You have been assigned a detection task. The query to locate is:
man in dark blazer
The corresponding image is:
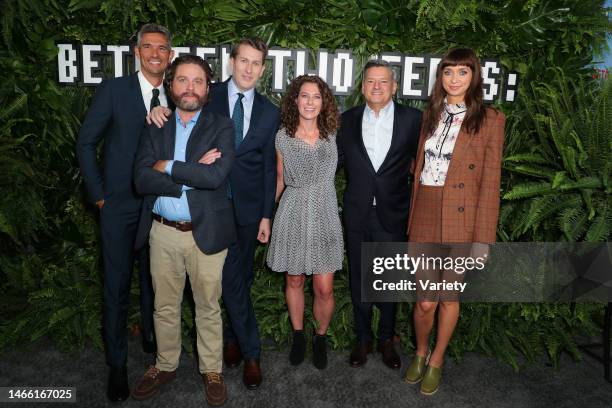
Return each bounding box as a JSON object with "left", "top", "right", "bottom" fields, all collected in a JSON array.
[
  {"left": 207, "top": 38, "right": 279, "bottom": 389},
  {"left": 75, "top": 23, "right": 174, "bottom": 402},
  {"left": 337, "top": 60, "right": 422, "bottom": 370},
  {"left": 132, "top": 55, "right": 236, "bottom": 406}
]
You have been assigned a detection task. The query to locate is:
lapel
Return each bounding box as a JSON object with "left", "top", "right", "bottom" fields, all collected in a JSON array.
[
  {"left": 237, "top": 91, "right": 263, "bottom": 154},
  {"left": 355, "top": 105, "right": 376, "bottom": 174},
  {"left": 445, "top": 127, "right": 473, "bottom": 179},
  {"left": 130, "top": 73, "right": 147, "bottom": 120},
  {"left": 162, "top": 112, "right": 177, "bottom": 160},
  {"left": 376, "top": 101, "right": 400, "bottom": 174},
  {"left": 186, "top": 111, "right": 213, "bottom": 162}
]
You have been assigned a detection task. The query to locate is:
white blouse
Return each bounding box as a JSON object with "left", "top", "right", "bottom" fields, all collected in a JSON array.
[{"left": 420, "top": 102, "right": 467, "bottom": 186}]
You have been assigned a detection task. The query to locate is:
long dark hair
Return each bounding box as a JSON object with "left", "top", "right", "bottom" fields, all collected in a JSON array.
[
  {"left": 280, "top": 75, "right": 340, "bottom": 139},
  {"left": 422, "top": 47, "right": 486, "bottom": 136}
]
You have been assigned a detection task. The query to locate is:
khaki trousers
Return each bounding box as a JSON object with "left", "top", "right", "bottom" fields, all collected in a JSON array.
[{"left": 149, "top": 220, "right": 227, "bottom": 373}]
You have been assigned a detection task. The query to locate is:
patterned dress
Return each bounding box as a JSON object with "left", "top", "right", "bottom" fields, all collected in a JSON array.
[{"left": 266, "top": 128, "right": 344, "bottom": 275}]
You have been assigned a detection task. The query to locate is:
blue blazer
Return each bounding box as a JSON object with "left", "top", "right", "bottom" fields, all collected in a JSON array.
[
  {"left": 133, "top": 111, "right": 237, "bottom": 254},
  {"left": 205, "top": 79, "right": 279, "bottom": 226},
  {"left": 76, "top": 73, "right": 148, "bottom": 214}
]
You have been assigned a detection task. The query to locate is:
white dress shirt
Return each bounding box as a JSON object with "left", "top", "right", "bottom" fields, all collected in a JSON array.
[
  {"left": 362, "top": 100, "right": 394, "bottom": 172},
  {"left": 137, "top": 71, "right": 168, "bottom": 113},
  {"left": 228, "top": 78, "right": 255, "bottom": 138},
  {"left": 362, "top": 100, "right": 394, "bottom": 205}
]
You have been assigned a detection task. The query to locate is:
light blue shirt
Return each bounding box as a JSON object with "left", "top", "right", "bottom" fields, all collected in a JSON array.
[
  {"left": 152, "top": 110, "right": 201, "bottom": 222},
  {"left": 228, "top": 78, "right": 255, "bottom": 138}
]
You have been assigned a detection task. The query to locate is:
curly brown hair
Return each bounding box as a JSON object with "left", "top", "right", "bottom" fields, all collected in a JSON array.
[{"left": 280, "top": 75, "right": 340, "bottom": 139}]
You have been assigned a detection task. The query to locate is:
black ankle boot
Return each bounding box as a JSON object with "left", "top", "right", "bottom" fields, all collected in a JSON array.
[
  {"left": 289, "top": 330, "right": 306, "bottom": 365},
  {"left": 312, "top": 333, "right": 328, "bottom": 369}
]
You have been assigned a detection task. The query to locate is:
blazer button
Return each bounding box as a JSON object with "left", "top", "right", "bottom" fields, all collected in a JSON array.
[
  {"left": 458, "top": 183, "right": 464, "bottom": 188},
  {"left": 469, "top": 164, "right": 475, "bottom": 170},
  {"left": 458, "top": 207, "right": 464, "bottom": 213}
]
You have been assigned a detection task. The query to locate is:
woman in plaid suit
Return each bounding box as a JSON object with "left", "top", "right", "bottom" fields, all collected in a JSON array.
[{"left": 404, "top": 48, "right": 505, "bottom": 395}]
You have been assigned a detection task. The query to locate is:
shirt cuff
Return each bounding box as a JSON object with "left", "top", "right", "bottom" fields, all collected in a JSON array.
[{"left": 164, "top": 160, "right": 174, "bottom": 175}]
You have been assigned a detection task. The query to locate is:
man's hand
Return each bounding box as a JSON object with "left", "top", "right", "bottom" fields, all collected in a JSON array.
[
  {"left": 153, "top": 160, "right": 169, "bottom": 173},
  {"left": 96, "top": 199, "right": 105, "bottom": 209},
  {"left": 198, "top": 148, "right": 222, "bottom": 165},
  {"left": 146, "top": 106, "right": 172, "bottom": 128},
  {"left": 257, "top": 218, "right": 271, "bottom": 243}
]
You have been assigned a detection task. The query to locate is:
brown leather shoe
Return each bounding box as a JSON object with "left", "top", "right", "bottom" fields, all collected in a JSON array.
[
  {"left": 242, "top": 359, "right": 262, "bottom": 389},
  {"left": 349, "top": 342, "right": 373, "bottom": 367},
  {"left": 377, "top": 339, "right": 401, "bottom": 369},
  {"left": 203, "top": 372, "right": 227, "bottom": 406},
  {"left": 131, "top": 365, "right": 176, "bottom": 401},
  {"left": 223, "top": 341, "right": 242, "bottom": 368}
]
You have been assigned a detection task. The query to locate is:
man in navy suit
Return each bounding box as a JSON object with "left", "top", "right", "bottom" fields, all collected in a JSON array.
[
  {"left": 132, "top": 55, "right": 236, "bottom": 406},
  {"left": 149, "top": 37, "right": 278, "bottom": 389},
  {"left": 337, "top": 60, "right": 422, "bottom": 370},
  {"left": 76, "top": 23, "right": 174, "bottom": 402}
]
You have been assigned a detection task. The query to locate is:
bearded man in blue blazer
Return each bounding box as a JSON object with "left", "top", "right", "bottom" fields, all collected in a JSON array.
[
  {"left": 76, "top": 23, "right": 174, "bottom": 402},
  {"left": 149, "top": 37, "right": 279, "bottom": 389}
]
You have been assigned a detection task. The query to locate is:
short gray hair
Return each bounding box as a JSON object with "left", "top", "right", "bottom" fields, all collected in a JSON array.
[
  {"left": 363, "top": 59, "right": 397, "bottom": 81},
  {"left": 136, "top": 23, "right": 172, "bottom": 47}
]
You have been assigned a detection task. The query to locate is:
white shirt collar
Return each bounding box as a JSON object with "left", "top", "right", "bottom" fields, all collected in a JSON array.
[
  {"left": 228, "top": 77, "right": 255, "bottom": 103},
  {"left": 364, "top": 100, "right": 394, "bottom": 120}
]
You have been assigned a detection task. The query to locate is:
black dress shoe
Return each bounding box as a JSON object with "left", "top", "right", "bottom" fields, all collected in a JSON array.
[
  {"left": 243, "top": 359, "right": 262, "bottom": 389},
  {"left": 107, "top": 365, "right": 130, "bottom": 402},
  {"left": 224, "top": 341, "right": 242, "bottom": 368},
  {"left": 349, "top": 342, "right": 372, "bottom": 367},
  {"left": 377, "top": 339, "right": 401, "bottom": 369}
]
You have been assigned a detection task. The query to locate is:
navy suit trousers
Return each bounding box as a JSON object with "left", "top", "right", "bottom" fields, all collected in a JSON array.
[
  {"left": 100, "top": 209, "right": 154, "bottom": 367},
  {"left": 346, "top": 206, "right": 405, "bottom": 345},
  {"left": 221, "top": 221, "right": 261, "bottom": 359}
]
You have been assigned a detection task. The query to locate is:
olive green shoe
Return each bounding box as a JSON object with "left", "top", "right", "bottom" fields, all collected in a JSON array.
[
  {"left": 420, "top": 365, "right": 442, "bottom": 395},
  {"left": 403, "top": 355, "right": 427, "bottom": 384}
]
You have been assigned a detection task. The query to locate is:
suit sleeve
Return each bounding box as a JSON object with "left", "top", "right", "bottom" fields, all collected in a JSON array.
[
  {"left": 133, "top": 125, "right": 183, "bottom": 197},
  {"left": 473, "top": 112, "right": 505, "bottom": 243},
  {"left": 76, "top": 80, "right": 113, "bottom": 203},
  {"left": 170, "top": 120, "right": 235, "bottom": 190},
  {"left": 262, "top": 109, "right": 280, "bottom": 219}
]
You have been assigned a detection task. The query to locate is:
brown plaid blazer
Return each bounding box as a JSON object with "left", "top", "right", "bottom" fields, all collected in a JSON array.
[{"left": 407, "top": 108, "right": 505, "bottom": 243}]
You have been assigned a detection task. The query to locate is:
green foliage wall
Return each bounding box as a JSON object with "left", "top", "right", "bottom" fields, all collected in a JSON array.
[{"left": 0, "top": 0, "right": 610, "bottom": 369}]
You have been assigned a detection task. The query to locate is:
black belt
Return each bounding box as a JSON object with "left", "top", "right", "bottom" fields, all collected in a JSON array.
[{"left": 152, "top": 214, "right": 193, "bottom": 232}]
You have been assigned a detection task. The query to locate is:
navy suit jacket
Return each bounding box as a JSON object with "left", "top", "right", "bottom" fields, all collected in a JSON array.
[
  {"left": 337, "top": 102, "right": 422, "bottom": 234},
  {"left": 133, "top": 111, "right": 237, "bottom": 254},
  {"left": 205, "top": 79, "right": 279, "bottom": 226},
  {"left": 76, "top": 73, "right": 148, "bottom": 214}
]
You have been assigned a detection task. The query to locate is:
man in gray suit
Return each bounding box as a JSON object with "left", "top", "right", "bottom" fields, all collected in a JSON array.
[{"left": 131, "top": 55, "right": 235, "bottom": 406}]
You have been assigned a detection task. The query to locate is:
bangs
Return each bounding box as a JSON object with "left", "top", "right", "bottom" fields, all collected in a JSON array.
[{"left": 439, "top": 48, "right": 479, "bottom": 71}]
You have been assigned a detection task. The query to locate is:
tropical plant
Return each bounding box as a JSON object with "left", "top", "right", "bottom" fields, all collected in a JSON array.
[
  {"left": 0, "top": 0, "right": 610, "bottom": 371},
  {"left": 501, "top": 72, "right": 611, "bottom": 242}
]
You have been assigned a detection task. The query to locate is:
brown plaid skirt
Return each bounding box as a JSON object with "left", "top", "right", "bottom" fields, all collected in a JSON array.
[{"left": 408, "top": 185, "right": 442, "bottom": 243}]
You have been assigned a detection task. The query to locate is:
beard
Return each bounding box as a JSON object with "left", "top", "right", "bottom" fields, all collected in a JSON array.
[{"left": 171, "top": 91, "right": 207, "bottom": 112}]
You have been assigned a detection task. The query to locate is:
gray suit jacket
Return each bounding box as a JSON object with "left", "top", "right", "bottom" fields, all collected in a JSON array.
[{"left": 133, "top": 110, "right": 237, "bottom": 254}]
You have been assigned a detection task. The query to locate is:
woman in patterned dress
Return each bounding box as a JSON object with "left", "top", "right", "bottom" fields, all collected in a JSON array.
[
  {"left": 403, "top": 48, "right": 505, "bottom": 395},
  {"left": 266, "top": 75, "right": 342, "bottom": 369}
]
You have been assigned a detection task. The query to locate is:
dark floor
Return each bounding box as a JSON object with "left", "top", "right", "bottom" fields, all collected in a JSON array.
[{"left": 0, "top": 337, "right": 611, "bottom": 408}]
